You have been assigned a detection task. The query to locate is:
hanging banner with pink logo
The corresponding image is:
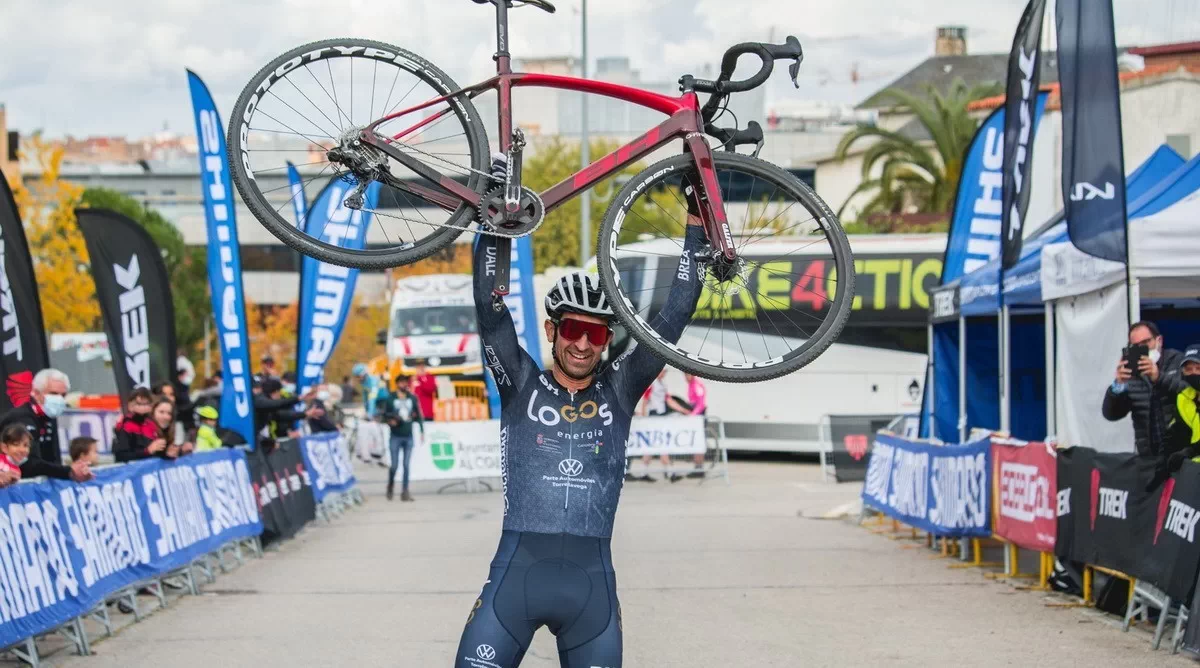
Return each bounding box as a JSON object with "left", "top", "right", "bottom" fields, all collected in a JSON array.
[{"left": 992, "top": 439, "right": 1056, "bottom": 552}]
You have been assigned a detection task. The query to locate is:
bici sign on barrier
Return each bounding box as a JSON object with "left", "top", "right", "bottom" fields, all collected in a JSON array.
[
  {"left": 406, "top": 416, "right": 708, "bottom": 482},
  {"left": 992, "top": 438, "right": 1056, "bottom": 553},
  {"left": 861, "top": 433, "right": 991, "bottom": 537},
  {"left": 0, "top": 449, "right": 261, "bottom": 649},
  {"left": 298, "top": 431, "right": 357, "bottom": 503}
]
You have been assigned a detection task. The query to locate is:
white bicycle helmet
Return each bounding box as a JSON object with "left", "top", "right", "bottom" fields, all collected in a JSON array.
[{"left": 545, "top": 272, "right": 613, "bottom": 322}]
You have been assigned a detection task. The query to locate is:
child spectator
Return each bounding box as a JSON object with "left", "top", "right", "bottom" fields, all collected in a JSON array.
[
  {"left": 0, "top": 424, "right": 28, "bottom": 486},
  {"left": 69, "top": 436, "right": 100, "bottom": 467},
  {"left": 114, "top": 388, "right": 170, "bottom": 462},
  {"left": 195, "top": 406, "right": 224, "bottom": 451}
]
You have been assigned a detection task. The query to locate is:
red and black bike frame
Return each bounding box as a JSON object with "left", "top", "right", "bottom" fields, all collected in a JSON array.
[{"left": 359, "top": 0, "right": 736, "bottom": 286}]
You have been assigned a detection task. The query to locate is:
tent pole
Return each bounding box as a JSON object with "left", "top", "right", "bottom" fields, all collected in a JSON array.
[
  {"left": 927, "top": 323, "right": 935, "bottom": 439},
  {"left": 1045, "top": 302, "right": 1056, "bottom": 439},
  {"left": 959, "top": 316, "right": 968, "bottom": 443},
  {"left": 1000, "top": 306, "right": 1011, "bottom": 435}
]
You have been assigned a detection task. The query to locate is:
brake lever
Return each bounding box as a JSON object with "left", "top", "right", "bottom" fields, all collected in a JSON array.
[{"left": 789, "top": 60, "right": 800, "bottom": 89}]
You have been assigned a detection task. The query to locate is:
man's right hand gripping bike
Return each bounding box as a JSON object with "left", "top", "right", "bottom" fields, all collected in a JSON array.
[{"left": 227, "top": 0, "right": 855, "bottom": 383}]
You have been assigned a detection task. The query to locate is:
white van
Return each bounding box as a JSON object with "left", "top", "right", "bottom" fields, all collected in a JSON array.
[{"left": 385, "top": 274, "right": 482, "bottom": 378}]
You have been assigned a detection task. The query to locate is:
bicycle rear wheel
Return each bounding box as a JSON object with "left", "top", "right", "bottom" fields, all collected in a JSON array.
[
  {"left": 597, "top": 151, "right": 855, "bottom": 383},
  {"left": 227, "top": 38, "right": 490, "bottom": 270}
]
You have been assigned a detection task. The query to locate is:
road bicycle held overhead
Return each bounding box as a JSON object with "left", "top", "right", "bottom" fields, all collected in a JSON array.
[{"left": 227, "top": 0, "right": 855, "bottom": 383}]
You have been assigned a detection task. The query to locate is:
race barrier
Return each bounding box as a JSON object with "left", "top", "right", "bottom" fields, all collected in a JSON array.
[
  {"left": 248, "top": 440, "right": 317, "bottom": 546},
  {"left": 0, "top": 449, "right": 261, "bottom": 654},
  {"left": 993, "top": 438, "right": 1056, "bottom": 553},
  {"left": 861, "top": 435, "right": 1200, "bottom": 654},
  {"left": 1057, "top": 447, "right": 1200, "bottom": 604},
  {"left": 861, "top": 433, "right": 991, "bottom": 537},
  {"left": 297, "top": 431, "right": 357, "bottom": 504},
  {"left": 353, "top": 415, "right": 725, "bottom": 485}
]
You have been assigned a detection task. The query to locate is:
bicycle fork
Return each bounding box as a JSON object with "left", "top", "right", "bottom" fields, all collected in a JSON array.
[{"left": 683, "top": 132, "right": 739, "bottom": 274}]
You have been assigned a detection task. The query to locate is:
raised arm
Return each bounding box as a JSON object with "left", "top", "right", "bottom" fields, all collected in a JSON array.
[
  {"left": 474, "top": 235, "right": 538, "bottom": 406},
  {"left": 610, "top": 223, "right": 706, "bottom": 410}
]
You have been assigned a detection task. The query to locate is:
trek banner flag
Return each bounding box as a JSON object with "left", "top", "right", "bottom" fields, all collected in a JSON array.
[
  {"left": 1000, "top": 0, "right": 1048, "bottom": 268},
  {"left": 0, "top": 168, "right": 49, "bottom": 413},
  {"left": 295, "top": 176, "right": 378, "bottom": 396},
  {"left": 1056, "top": 0, "right": 1129, "bottom": 263},
  {"left": 861, "top": 433, "right": 991, "bottom": 537},
  {"left": 76, "top": 209, "right": 177, "bottom": 403},
  {"left": 188, "top": 70, "right": 255, "bottom": 446}
]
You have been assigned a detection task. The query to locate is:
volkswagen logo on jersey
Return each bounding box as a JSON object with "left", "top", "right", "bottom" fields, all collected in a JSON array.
[
  {"left": 476, "top": 644, "right": 496, "bottom": 660},
  {"left": 558, "top": 459, "right": 583, "bottom": 477}
]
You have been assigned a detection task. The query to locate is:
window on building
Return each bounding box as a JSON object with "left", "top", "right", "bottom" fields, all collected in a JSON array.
[{"left": 1167, "top": 134, "right": 1191, "bottom": 159}]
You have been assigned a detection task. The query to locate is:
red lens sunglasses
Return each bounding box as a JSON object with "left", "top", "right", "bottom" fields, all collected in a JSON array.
[{"left": 557, "top": 318, "right": 612, "bottom": 346}]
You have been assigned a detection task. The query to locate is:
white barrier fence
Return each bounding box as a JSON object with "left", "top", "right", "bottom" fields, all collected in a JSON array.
[{"left": 352, "top": 416, "right": 728, "bottom": 486}]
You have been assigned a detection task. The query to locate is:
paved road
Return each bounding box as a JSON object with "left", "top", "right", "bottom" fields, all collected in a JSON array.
[{"left": 53, "top": 459, "right": 1190, "bottom": 667}]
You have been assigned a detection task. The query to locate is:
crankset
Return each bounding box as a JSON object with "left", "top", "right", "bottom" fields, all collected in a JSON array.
[{"left": 478, "top": 185, "right": 545, "bottom": 237}]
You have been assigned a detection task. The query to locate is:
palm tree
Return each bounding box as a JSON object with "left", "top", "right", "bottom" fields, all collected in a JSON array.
[{"left": 834, "top": 78, "right": 1002, "bottom": 224}]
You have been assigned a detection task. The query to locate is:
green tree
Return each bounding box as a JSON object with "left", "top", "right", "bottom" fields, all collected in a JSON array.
[
  {"left": 78, "top": 188, "right": 212, "bottom": 353},
  {"left": 834, "top": 78, "right": 1001, "bottom": 225},
  {"left": 522, "top": 137, "right": 678, "bottom": 272}
]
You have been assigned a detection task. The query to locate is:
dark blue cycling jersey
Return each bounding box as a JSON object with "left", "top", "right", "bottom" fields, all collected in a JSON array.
[
  {"left": 475, "top": 226, "right": 705, "bottom": 538},
  {"left": 456, "top": 227, "right": 703, "bottom": 668}
]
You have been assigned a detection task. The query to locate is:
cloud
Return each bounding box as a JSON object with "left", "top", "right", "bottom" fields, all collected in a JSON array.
[{"left": 0, "top": 0, "right": 1191, "bottom": 136}]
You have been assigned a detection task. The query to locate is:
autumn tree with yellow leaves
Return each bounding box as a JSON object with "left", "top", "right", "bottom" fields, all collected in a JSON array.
[{"left": 9, "top": 136, "right": 99, "bottom": 333}]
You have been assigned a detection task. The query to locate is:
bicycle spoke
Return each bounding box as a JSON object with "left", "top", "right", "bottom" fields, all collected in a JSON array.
[
  {"left": 305, "top": 64, "right": 348, "bottom": 131},
  {"left": 370, "top": 60, "right": 378, "bottom": 122},
  {"left": 283, "top": 75, "right": 344, "bottom": 137}
]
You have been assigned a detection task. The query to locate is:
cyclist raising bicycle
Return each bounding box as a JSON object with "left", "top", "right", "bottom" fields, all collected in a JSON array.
[{"left": 455, "top": 182, "right": 706, "bottom": 668}]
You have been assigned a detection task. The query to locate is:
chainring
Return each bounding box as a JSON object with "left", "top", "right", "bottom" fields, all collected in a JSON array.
[{"left": 478, "top": 185, "right": 546, "bottom": 238}]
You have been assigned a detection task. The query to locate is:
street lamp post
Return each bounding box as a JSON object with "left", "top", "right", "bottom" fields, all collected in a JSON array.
[{"left": 579, "top": 0, "right": 590, "bottom": 268}]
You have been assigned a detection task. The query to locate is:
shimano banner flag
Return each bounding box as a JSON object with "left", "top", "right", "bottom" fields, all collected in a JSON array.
[
  {"left": 77, "top": 209, "right": 176, "bottom": 402},
  {"left": 1057, "top": 0, "right": 1129, "bottom": 263},
  {"left": 188, "top": 70, "right": 255, "bottom": 446},
  {"left": 942, "top": 108, "right": 1006, "bottom": 283},
  {"left": 295, "top": 177, "right": 378, "bottom": 396},
  {"left": 1000, "top": 0, "right": 1048, "bottom": 268},
  {"left": 0, "top": 169, "right": 49, "bottom": 413}
]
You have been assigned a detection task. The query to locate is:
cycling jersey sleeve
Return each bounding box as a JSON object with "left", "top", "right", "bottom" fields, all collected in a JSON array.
[
  {"left": 474, "top": 235, "right": 538, "bottom": 406},
  {"left": 609, "top": 224, "right": 705, "bottom": 411}
]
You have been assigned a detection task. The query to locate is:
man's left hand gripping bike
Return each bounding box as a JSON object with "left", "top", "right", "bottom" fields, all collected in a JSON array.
[{"left": 227, "top": 0, "right": 855, "bottom": 383}]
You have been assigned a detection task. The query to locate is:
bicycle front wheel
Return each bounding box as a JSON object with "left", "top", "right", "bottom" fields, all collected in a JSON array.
[
  {"left": 227, "top": 38, "right": 490, "bottom": 270},
  {"left": 597, "top": 151, "right": 855, "bottom": 383}
]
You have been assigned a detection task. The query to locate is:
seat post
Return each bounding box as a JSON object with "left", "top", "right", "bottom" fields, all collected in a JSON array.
[{"left": 494, "top": 1, "right": 512, "bottom": 74}]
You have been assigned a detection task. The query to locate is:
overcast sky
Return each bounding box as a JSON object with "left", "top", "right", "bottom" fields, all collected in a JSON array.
[{"left": 1, "top": 0, "right": 1196, "bottom": 138}]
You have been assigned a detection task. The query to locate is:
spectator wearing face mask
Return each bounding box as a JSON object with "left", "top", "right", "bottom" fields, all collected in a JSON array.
[
  {"left": 0, "top": 368, "right": 73, "bottom": 465},
  {"left": 114, "top": 388, "right": 171, "bottom": 462},
  {"left": 1103, "top": 320, "right": 1187, "bottom": 457}
]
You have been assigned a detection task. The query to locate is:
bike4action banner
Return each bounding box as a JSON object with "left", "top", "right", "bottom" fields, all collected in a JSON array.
[
  {"left": 0, "top": 170, "right": 49, "bottom": 413},
  {"left": 1056, "top": 448, "right": 1200, "bottom": 601},
  {"left": 0, "top": 449, "right": 261, "bottom": 649},
  {"left": 992, "top": 439, "right": 1056, "bottom": 552},
  {"left": 1000, "top": 0, "right": 1048, "bottom": 268},
  {"left": 76, "top": 209, "right": 177, "bottom": 402},
  {"left": 862, "top": 433, "right": 991, "bottom": 537},
  {"left": 248, "top": 439, "right": 317, "bottom": 545},
  {"left": 188, "top": 70, "right": 256, "bottom": 447},
  {"left": 295, "top": 176, "right": 379, "bottom": 397},
  {"left": 1057, "top": 0, "right": 1129, "bottom": 263},
  {"left": 298, "top": 431, "right": 357, "bottom": 504}
]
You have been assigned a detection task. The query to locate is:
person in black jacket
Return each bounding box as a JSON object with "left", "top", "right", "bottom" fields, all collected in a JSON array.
[
  {"left": 0, "top": 368, "right": 74, "bottom": 465},
  {"left": 1103, "top": 320, "right": 1187, "bottom": 457},
  {"left": 113, "top": 388, "right": 174, "bottom": 462},
  {"left": 382, "top": 375, "right": 424, "bottom": 501},
  {"left": 254, "top": 378, "right": 322, "bottom": 442}
]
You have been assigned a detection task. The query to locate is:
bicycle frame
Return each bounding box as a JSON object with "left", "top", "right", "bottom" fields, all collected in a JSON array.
[{"left": 358, "top": 0, "right": 737, "bottom": 268}]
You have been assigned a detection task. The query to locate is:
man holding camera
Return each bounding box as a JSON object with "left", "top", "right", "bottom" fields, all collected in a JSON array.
[{"left": 1103, "top": 321, "right": 1187, "bottom": 457}]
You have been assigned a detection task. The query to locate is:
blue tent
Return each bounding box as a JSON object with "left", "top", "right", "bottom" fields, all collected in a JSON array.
[
  {"left": 929, "top": 145, "right": 1189, "bottom": 442},
  {"left": 959, "top": 144, "right": 1186, "bottom": 315}
]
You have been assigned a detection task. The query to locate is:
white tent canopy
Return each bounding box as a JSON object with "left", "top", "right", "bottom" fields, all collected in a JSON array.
[
  {"left": 1041, "top": 190, "right": 1200, "bottom": 302},
  {"left": 1044, "top": 191, "right": 1200, "bottom": 451}
]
